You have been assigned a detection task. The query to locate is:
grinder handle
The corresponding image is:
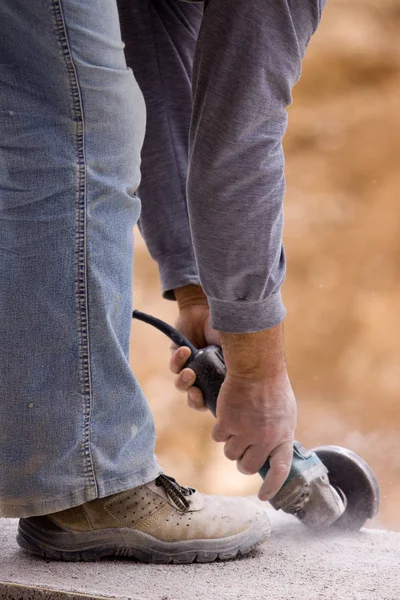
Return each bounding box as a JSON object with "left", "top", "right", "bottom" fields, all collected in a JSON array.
[{"left": 183, "top": 346, "right": 226, "bottom": 418}]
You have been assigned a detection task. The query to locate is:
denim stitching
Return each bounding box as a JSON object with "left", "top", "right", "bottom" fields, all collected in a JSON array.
[{"left": 51, "top": 0, "right": 97, "bottom": 493}]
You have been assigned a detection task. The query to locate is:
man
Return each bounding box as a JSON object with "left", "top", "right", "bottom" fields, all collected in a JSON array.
[{"left": 0, "top": 0, "right": 324, "bottom": 562}]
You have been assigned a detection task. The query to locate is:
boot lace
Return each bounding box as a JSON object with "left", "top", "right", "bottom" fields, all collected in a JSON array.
[{"left": 155, "top": 474, "right": 195, "bottom": 512}]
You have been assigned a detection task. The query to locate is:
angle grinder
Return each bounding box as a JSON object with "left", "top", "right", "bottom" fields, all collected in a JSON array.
[{"left": 133, "top": 310, "right": 380, "bottom": 531}]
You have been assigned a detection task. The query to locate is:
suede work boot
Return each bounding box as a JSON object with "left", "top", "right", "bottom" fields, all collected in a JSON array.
[{"left": 17, "top": 474, "right": 271, "bottom": 563}]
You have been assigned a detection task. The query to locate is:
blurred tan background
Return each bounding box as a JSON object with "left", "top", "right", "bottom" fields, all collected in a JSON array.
[{"left": 130, "top": 0, "right": 400, "bottom": 531}]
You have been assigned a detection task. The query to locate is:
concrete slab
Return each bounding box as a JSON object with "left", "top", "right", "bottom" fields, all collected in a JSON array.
[{"left": 1, "top": 506, "right": 399, "bottom": 600}]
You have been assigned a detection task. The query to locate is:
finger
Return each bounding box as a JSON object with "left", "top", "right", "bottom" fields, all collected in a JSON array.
[
  {"left": 187, "top": 387, "right": 207, "bottom": 411},
  {"left": 237, "top": 444, "right": 269, "bottom": 476},
  {"left": 223, "top": 436, "right": 249, "bottom": 461},
  {"left": 174, "top": 368, "right": 196, "bottom": 392},
  {"left": 212, "top": 422, "right": 230, "bottom": 443},
  {"left": 258, "top": 442, "right": 293, "bottom": 501},
  {"left": 169, "top": 346, "right": 192, "bottom": 374}
]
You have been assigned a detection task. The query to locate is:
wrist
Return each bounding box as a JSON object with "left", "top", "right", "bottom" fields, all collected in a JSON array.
[
  {"left": 175, "top": 284, "right": 209, "bottom": 311},
  {"left": 220, "top": 323, "right": 287, "bottom": 380}
]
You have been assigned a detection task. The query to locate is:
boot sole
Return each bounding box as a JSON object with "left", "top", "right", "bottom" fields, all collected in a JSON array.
[{"left": 17, "top": 514, "right": 270, "bottom": 563}]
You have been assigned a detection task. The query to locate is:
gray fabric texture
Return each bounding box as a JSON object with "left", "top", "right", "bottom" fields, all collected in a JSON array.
[{"left": 118, "top": 0, "right": 326, "bottom": 333}]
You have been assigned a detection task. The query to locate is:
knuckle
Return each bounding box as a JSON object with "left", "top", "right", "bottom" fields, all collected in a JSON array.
[
  {"left": 187, "top": 394, "right": 198, "bottom": 407},
  {"left": 188, "top": 388, "right": 203, "bottom": 403},
  {"left": 189, "top": 399, "right": 203, "bottom": 411},
  {"left": 224, "top": 447, "right": 235, "bottom": 461},
  {"left": 238, "top": 454, "right": 260, "bottom": 475},
  {"left": 238, "top": 463, "right": 258, "bottom": 475},
  {"left": 174, "top": 375, "right": 187, "bottom": 392},
  {"left": 224, "top": 442, "right": 241, "bottom": 461},
  {"left": 212, "top": 425, "right": 228, "bottom": 443}
]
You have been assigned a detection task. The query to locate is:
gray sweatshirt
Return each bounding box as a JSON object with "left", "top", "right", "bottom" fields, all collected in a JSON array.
[{"left": 118, "top": 0, "right": 326, "bottom": 333}]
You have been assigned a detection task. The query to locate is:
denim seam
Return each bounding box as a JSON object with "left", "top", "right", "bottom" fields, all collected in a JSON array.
[{"left": 51, "top": 1, "right": 97, "bottom": 494}]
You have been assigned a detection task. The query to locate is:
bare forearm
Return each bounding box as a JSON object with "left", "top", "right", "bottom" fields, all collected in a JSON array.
[{"left": 220, "top": 325, "right": 287, "bottom": 380}]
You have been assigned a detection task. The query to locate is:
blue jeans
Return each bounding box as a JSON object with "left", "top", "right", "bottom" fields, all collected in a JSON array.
[{"left": 0, "top": 0, "right": 160, "bottom": 518}]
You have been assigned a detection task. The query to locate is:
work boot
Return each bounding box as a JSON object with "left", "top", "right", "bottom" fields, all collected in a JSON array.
[{"left": 17, "top": 474, "right": 270, "bottom": 563}]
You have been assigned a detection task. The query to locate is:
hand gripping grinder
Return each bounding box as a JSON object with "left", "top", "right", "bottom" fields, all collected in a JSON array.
[{"left": 133, "top": 310, "right": 380, "bottom": 531}]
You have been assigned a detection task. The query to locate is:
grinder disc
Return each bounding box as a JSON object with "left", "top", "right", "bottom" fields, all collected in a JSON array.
[{"left": 312, "top": 445, "right": 380, "bottom": 531}]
